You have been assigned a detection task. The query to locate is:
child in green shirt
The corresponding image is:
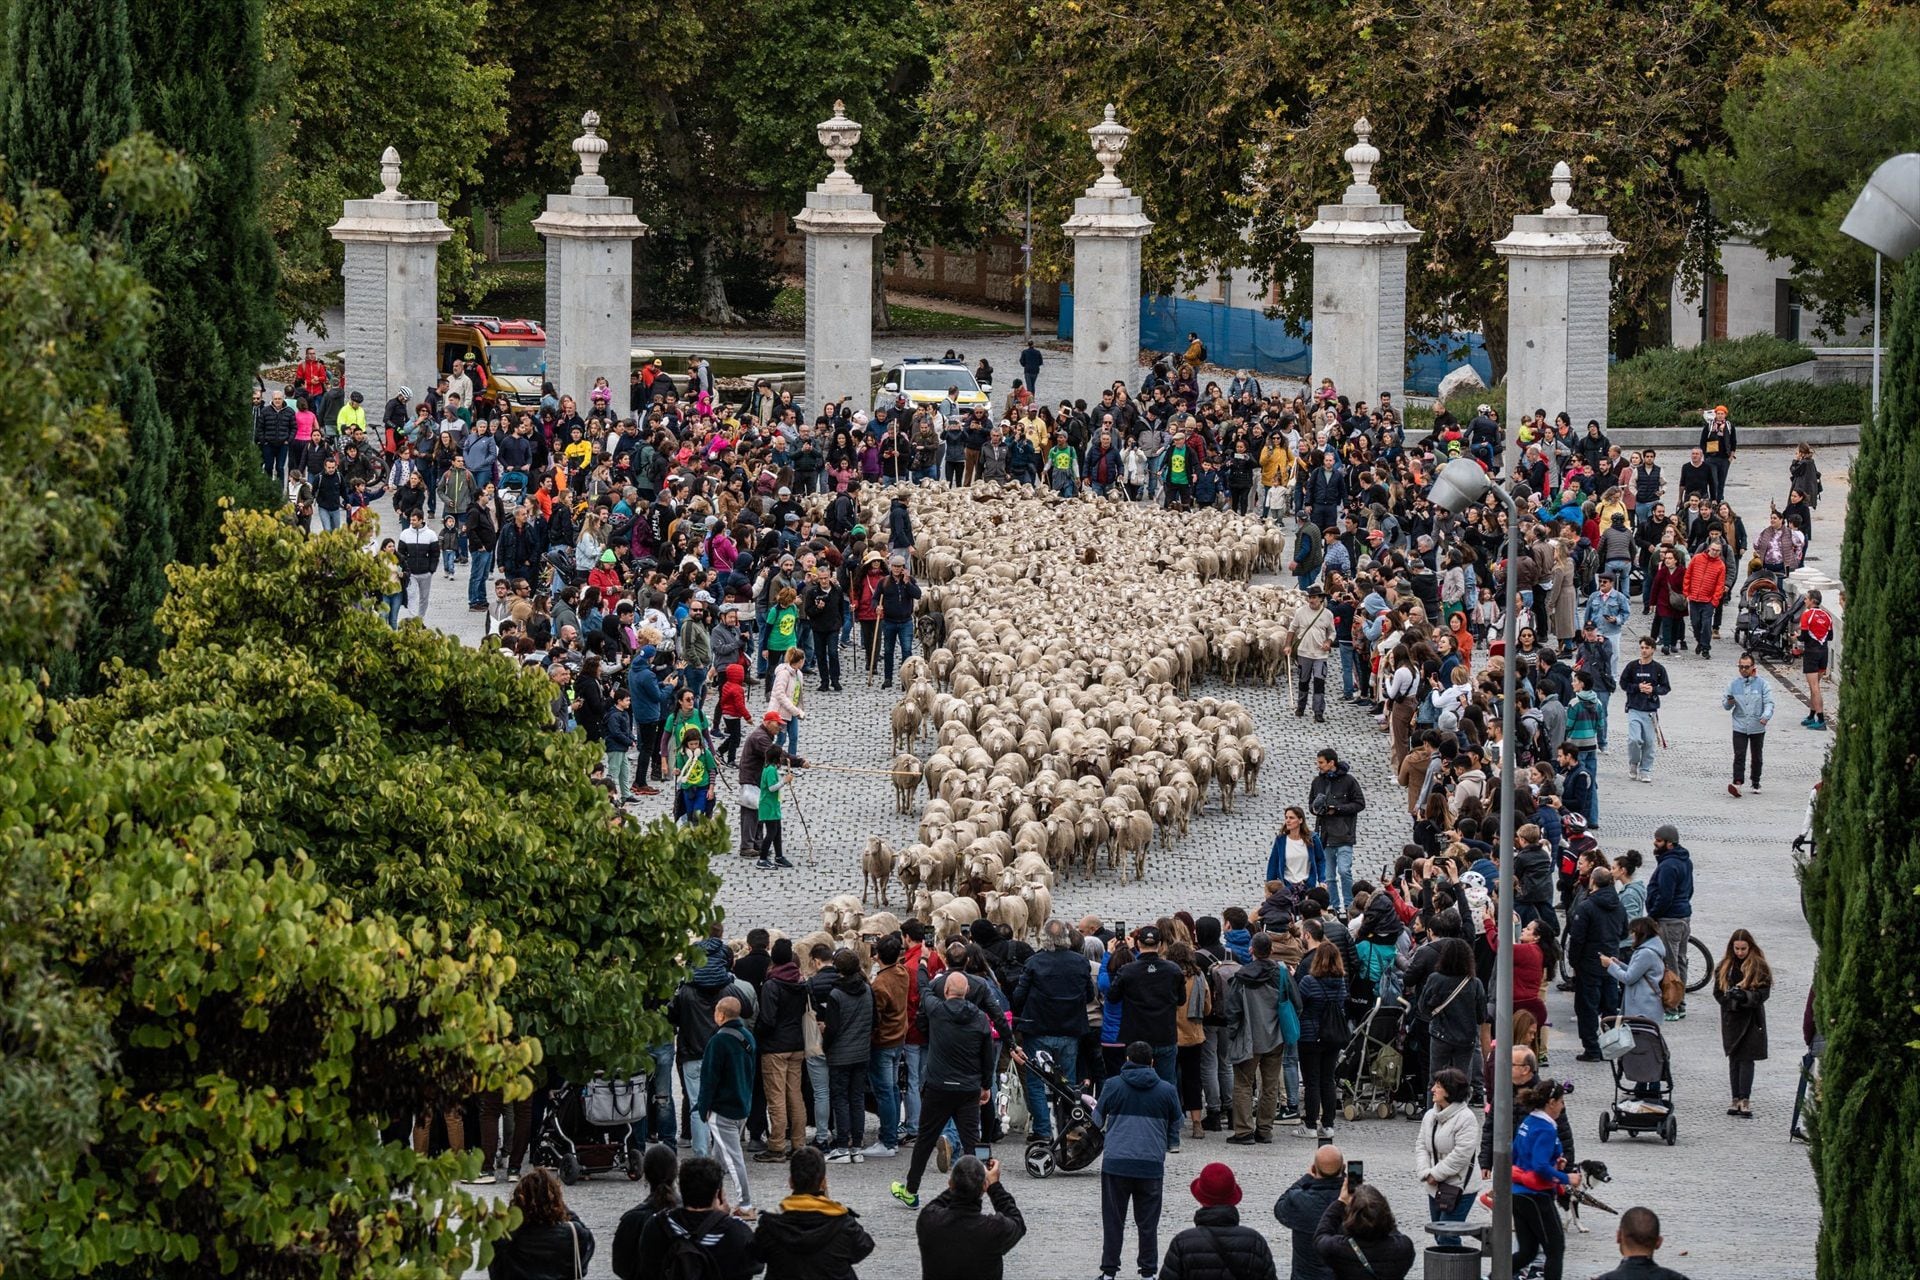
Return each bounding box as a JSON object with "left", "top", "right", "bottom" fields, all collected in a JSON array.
[
  {"left": 755, "top": 744, "right": 792, "bottom": 869},
  {"left": 675, "top": 725, "right": 717, "bottom": 822}
]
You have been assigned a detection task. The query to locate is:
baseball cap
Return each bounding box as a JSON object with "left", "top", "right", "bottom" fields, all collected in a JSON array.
[
  {"left": 763, "top": 711, "right": 784, "bottom": 726},
  {"left": 1135, "top": 925, "right": 1162, "bottom": 946},
  {"left": 693, "top": 590, "right": 715, "bottom": 604}
]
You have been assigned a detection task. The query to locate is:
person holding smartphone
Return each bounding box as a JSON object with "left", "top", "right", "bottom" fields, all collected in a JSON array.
[{"left": 1312, "top": 1161, "right": 1415, "bottom": 1279}]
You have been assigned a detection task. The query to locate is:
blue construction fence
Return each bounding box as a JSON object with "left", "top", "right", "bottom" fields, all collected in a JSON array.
[{"left": 1057, "top": 287, "right": 1493, "bottom": 398}]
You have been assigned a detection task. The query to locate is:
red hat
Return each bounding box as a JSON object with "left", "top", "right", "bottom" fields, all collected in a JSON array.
[
  {"left": 763, "top": 711, "right": 784, "bottom": 726},
  {"left": 1190, "top": 1162, "right": 1242, "bottom": 1207}
]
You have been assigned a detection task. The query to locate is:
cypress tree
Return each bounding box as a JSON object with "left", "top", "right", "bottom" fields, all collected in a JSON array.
[
  {"left": 1810, "top": 261, "right": 1920, "bottom": 1277},
  {"left": 2, "top": 0, "right": 176, "bottom": 687},
  {"left": 128, "top": 0, "right": 282, "bottom": 564}
]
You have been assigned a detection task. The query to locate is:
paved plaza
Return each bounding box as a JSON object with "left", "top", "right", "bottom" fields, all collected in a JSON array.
[{"left": 439, "top": 444, "right": 1846, "bottom": 1278}]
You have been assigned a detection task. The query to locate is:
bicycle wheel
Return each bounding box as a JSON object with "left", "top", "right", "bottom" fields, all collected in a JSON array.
[{"left": 1687, "top": 936, "right": 1713, "bottom": 992}]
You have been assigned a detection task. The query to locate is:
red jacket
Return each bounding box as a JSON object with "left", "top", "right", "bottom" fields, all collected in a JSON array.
[
  {"left": 718, "top": 662, "right": 749, "bottom": 719},
  {"left": 296, "top": 357, "right": 328, "bottom": 398},
  {"left": 1682, "top": 551, "right": 1727, "bottom": 605}
]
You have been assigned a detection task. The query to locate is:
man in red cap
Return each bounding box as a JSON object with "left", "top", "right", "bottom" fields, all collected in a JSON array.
[{"left": 1156, "top": 1163, "right": 1278, "bottom": 1280}]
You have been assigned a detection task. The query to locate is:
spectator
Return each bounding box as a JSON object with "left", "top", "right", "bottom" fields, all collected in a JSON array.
[
  {"left": 1011, "top": 918, "right": 1096, "bottom": 1143},
  {"left": 1094, "top": 1040, "right": 1183, "bottom": 1280},
  {"left": 1412, "top": 1069, "right": 1478, "bottom": 1247},
  {"left": 755, "top": 938, "right": 810, "bottom": 1162},
  {"left": 1155, "top": 1162, "right": 1277, "bottom": 1280},
  {"left": 1222, "top": 930, "right": 1290, "bottom": 1144},
  {"left": 1314, "top": 1182, "right": 1415, "bottom": 1280},
  {"left": 637, "top": 1156, "right": 762, "bottom": 1280},
  {"left": 750, "top": 1147, "right": 876, "bottom": 1280},
  {"left": 702, "top": 994, "right": 760, "bottom": 1211},
  {"left": 612, "top": 1144, "right": 680, "bottom": 1280},
  {"left": 1712, "top": 929, "right": 1773, "bottom": 1118},
  {"left": 820, "top": 949, "right": 876, "bottom": 1159},
  {"left": 867, "top": 933, "right": 911, "bottom": 1157},
  {"left": 488, "top": 1168, "right": 594, "bottom": 1280},
  {"left": 1106, "top": 925, "right": 1185, "bottom": 1089},
  {"left": 1272, "top": 1144, "right": 1345, "bottom": 1280},
  {"left": 892, "top": 971, "right": 995, "bottom": 1209},
  {"left": 913, "top": 1155, "right": 1026, "bottom": 1280},
  {"left": 1594, "top": 1206, "right": 1692, "bottom": 1279},
  {"left": 1568, "top": 867, "right": 1626, "bottom": 1061},
  {"left": 1645, "top": 824, "right": 1694, "bottom": 1020}
]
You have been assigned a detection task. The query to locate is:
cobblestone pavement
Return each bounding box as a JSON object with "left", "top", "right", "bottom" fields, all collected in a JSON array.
[{"left": 441, "top": 445, "right": 1847, "bottom": 1278}]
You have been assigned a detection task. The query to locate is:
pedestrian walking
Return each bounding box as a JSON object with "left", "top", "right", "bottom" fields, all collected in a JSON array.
[
  {"left": 1307, "top": 747, "right": 1366, "bottom": 913},
  {"left": 892, "top": 971, "right": 995, "bottom": 1209},
  {"left": 1618, "top": 637, "right": 1671, "bottom": 784},
  {"left": 1712, "top": 930, "right": 1773, "bottom": 1118},
  {"left": 1798, "top": 588, "right": 1834, "bottom": 730},
  {"left": 1723, "top": 653, "right": 1775, "bottom": 796}
]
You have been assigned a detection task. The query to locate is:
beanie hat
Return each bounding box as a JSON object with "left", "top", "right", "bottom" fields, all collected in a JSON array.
[
  {"left": 1190, "top": 1162, "right": 1244, "bottom": 1208},
  {"left": 1654, "top": 823, "right": 1680, "bottom": 845}
]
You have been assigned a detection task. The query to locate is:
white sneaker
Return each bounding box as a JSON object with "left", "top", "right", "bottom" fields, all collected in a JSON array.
[
  {"left": 1638, "top": 772, "right": 1655, "bottom": 784},
  {"left": 465, "top": 1172, "right": 497, "bottom": 1185},
  {"left": 826, "top": 1148, "right": 856, "bottom": 1164},
  {"left": 861, "top": 1142, "right": 898, "bottom": 1158}
]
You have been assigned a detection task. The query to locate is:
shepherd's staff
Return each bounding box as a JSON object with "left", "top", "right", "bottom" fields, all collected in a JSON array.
[{"left": 784, "top": 767, "right": 820, "bottom": 867}]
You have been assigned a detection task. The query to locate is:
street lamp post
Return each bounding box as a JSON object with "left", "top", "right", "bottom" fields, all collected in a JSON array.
[
  {"left": 1839, "top": 153, "right": 1920, "bottom": 422},
  {"left": 1429, "top": 456, "right": 1522, "bottom": 1280}
]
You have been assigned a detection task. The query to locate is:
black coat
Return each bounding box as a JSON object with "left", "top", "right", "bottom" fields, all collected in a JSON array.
[
  {"left": 637, "top": 1207, "right": 761, "bottom": 1280},
  {"left": 1314, "top": 1197, "right": 1414, "bottom": 1280},
  {"left": 1714, "top": 959, "right": 1770, "bottom": 1061},
  {"left": 751, "top": 1200, "right": 875, "bottom": 1280},
  {"left": 1566, "top": 885, "right": 1626, "bottom": 973},
  {"left": 755, "top": 964, "right": 809, "bottom": 1054},
  {"left": 1308, "top": 764, "right": 1366, "bottom": 847},
  {"left": 914, "top": 1186, "right": 1026, "bottom": 1280},
  {"left": 1158, "top": 1206, "right": 1278, "bottom": 1280},
  {"left": 1011, "top": 947, "right": 1096, "bottom": 1038},
  {"left": 487, "top": 1214, "right": 594, "bottom": 1280},
  {"left": 1272, "top": 1172, "right": 1343, "bottom": 1280}
]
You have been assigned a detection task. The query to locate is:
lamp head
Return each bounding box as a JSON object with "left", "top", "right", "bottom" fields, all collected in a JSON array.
[
  {"left": 1430, "top": 456, "right": 1492, "bottom": 514},
  {"left": 1841, "top": 154, "right": 1920, "bottom": 262}
]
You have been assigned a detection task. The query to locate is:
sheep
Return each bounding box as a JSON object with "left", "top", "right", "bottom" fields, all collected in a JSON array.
[
  {"left": 821, "top": 894, "right": 864, "bottom": 936},
  {"left": 930, "top": 896, "right": 981, "bottom": 942},
  {"left": 984, "top": 891, "right": 1030, "bottom": 941},
  {"left": 892, "top": 700, "right": 922, "bottom": 754},
  {"left": 862, "top": 836, "right": 895, "bottom": 907},
  {"left": 890, "top": 754, "right": 924, "bottom": 815}
]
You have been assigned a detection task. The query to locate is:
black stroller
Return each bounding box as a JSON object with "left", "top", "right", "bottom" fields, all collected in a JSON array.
[
  {"left": 531, "top": 1072, "right": 648, "bottom": 1184},
  {"left": 1019, "top": 1050, "right": 1104, "bottom": 1178},
  {"left": 1734, "top": 570, "right": 1807, "bottom": 661},
  {"left": 1597, "top": 1017, "right": 1676, "bottom": 1146}
]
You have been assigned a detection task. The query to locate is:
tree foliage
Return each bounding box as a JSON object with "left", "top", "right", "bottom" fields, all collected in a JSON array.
[
  {"left": 1683, "top": 5, "right": 1920, "bottom": 333},
  {"left": 3, "top": 678, "right": 529, "bottom": 1280},
  {"left": 481, "top": 0, "right": 939, "bottom": 322},
  {"left": 1809, "top": 253, "right": 1920, "bottom": 1279},
  {"left": 75, "top": 510, "right": 726, "bottom": 1078},
  {"left": 927, "top": 0, "right": 1774, "bottom": 367},
  {"left": 257, "top": 0, "right": 511, "bottom": 330},
  {"left": 127, "top": 0, "right": 284, "bottom": 564}
]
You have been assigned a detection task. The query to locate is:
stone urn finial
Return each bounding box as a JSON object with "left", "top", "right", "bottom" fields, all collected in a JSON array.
[
  {"left": 573, "top": 111, "right": 608, "bottom": 181},
  {"left": 1344, "top": 118, "right": 1380, "bottom": 192},
  {"left": 376, "top": 146, "right": 404, "bottom": 201},
  {"left": 817, "top": 100, "right": 863, "bottom": 188},
  {"left": 1089, "top": 104, "right": 1132, "bottom": 189},
  {"left": 1546, "top": 161, "right": 1577, "bottom": 216}
]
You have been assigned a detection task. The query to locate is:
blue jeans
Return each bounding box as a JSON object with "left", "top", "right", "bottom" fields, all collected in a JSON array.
[
  {"left": 1430, "top": 1189, "right": 1474, "bottom": 1247},
  {"left": 1578, "top": 748, "right": 1600, "bottom": 827},
  {"left": 1595, "top": 688, "right": 1613, "bottom": 750},
  {"left": 882, "top": 620, "right": 913, "bottom": 684},
  {"left": 316, "top": 506, "right": 345, "bottom": 532},
  {"left": 903, "top": 1044, "right": 925, "bottom": 1131},
  {"left": 1021, "top": 1034, "right": 1079, "bottom": 1139},
  {"left": 868, "top": 1046, "right": 902, "bottom": 1147},
  {"left": 779, "top": 717, "right": 799, "bottom": 758},
  {"left": 1283, "top": 1042, "right": 1302, "bottom": 1111},
  {"left": 681, "top": 1057, "right": 708, "bottom": 1155},
  {"left": 467, "top": 548, "right": 494, "bottom": 605},
  {"left": 647, "top": 1043, "right": 677, "bottom": 1146},
  {"left": 383, "top": 592, "right": 405, "bottom": 627},
  {"left": 806, "top": 1056, "right": 830, "bottom": 1141},
  {"left": 1337, "top": 645, "right": 1357, "bottom": 698},
  {"left": 1151, "top": 1044, "right": 1178, "bottom": 1093},
  {"left": 1627, "top": 709, "right": 1657, "bottom": 776},
  {"left": 1326, "top": 844, "right": 1355, "bottom": 912},
  {"left": 442, "top": 548, "right": 457, "bottom": 575},
  {"left": 1604, "top": 558, "right": 1631, "bottom": 591}
]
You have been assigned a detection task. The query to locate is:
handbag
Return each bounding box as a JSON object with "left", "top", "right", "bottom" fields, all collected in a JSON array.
[
  {"left": 1318, "top": 995, "right": 1352, "bottom": 1049},
  {"left": 568, "top": 1219, "right": 582, "bottom": 1280},
  {"left": 1660, "top": 968, "right": 1686, "bottom": 1012},
  {"left": 1427, "top": 1123, "right": 1466, "bottom": 1212},
  {"left": 1599, "top": 1016, "right": 1637, "bottom": 1061},
  {"left": 582, "top": 1073, "right": 650, "bottom": 1128},
  {"left": 1666, "top": 586, "right": 1687, "bottom": 613}
]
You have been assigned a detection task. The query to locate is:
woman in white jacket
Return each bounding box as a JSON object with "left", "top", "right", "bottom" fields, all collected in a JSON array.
[
  {"left": 768, "top": 647, "right": 808, "bottom": 763},
  {"left": 1414, "top": 1067, "right": 1480, "bottom": 1246}
]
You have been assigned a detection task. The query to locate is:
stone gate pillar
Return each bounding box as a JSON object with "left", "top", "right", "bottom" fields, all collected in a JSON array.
[
  {"left": 794, "top": 101, "right": 885, "bottom": 416},
  {"left": 1064, "top": 105, "right": 1153, "bottom": 409},
  {"left": 1493, "top": 162, "right": 1624, "bottom": 453},
  {"left": 531, "top": 112, "right": 648, "bottom": 405},
  {"left": 1299, "top": 119, "right": 1422, "bottom": 411},
  {"left": 328, "top": 148, "right": 452, "bottom": 412}
]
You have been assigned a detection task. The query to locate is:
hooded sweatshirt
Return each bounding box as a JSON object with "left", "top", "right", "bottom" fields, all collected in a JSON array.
[
  {"left": 1645, "top": 844, "right": 1694, "bottom": 919},
  {"left": 751, "top": 1195, "right": 875, "bottom": 1280},
  {"left": 1093, "top": 1062, "right": 1182, "bottom": 1177}
]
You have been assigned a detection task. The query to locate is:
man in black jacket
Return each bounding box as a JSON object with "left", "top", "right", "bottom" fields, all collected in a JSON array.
[
  {"left": 1011, "top": 919, "right": 1096, "bottom": 1140},
  {"left": 1272, "top": 1144, "right": 1344, "bottom": 1280},
  {"left": 801, "top": 566, "right": 846, "bottom": 693},
  {"left": 1512, "top": 823, "right": 1558, "bottom": 934},
  {"left": 1594, "top": 1206, "right": 1692, "bottom": 1280},
  {"left": 755, "top": 939, "right": 810, "bottom": 1161},
  {"left": 749, "top": 1147, "right": 875, "bottom": 1280},
  {"left": 1110, "top": 926, "right": 1184, "bottom": 1090},
  {"left": 878, "top": 560, "right": 921, "bottom": 688},
  {"left": 637, "top": 1157, "right": 762, "bottom": 1280},
  {"left": 913, "top": 1155, "right": 1026, "bottom": 1280},
  {"left": 893, "top": 972, "right": 995, "bottom": 1207},
  {"left": 1567, "top": 867, "right": 1627, "bottom": 1061},
  {"left": 1307, "top": 749, "right": 1366, "bottom": 915},
  {"left": 254, "top": 388, "right": 296, "bottom": 484}
]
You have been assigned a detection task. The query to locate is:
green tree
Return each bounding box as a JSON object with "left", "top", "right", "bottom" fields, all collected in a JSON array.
[
  {"left": 128, "top": 0, "right": 284, "bottom": 563},
  {"left": 75, "top": 509, "right": 726, "bottom": 1077},
  {"left": 3, "top": 677, "right": 530, "bottom": 1279},
  {"left": 258, "top": 0, "right": 511, "bottom": 329},
  {"left": 1683, "top": 6, "right": 1920, "bottom": 332},
  {"left": 1808, "top": 258, "right": 1920, "bottom": 1279},
  {"left": 927, "top": 0, "right": 1774, "bottom": 368}
]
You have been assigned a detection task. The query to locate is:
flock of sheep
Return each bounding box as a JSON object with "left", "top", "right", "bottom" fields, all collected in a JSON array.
[{"left": 813, "top": 486, "right": 1311, "bottom": 945}]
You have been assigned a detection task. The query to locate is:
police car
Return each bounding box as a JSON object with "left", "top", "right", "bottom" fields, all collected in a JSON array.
[{"left": 873, "top": 358, "right": 990, "bottom": 420}]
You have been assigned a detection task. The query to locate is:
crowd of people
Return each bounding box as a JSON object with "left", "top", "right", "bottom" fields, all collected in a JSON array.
[{"left": 259, "top": 348, "right": 1813, "bottom": 1280}]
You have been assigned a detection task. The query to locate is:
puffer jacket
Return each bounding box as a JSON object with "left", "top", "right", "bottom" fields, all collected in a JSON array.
[
  {"left": 1157, "top": 1206, "right": 1279, "bottom": 1280},
  {"left": 756, "top": 962, "right": 809, "bottom": 1054},
  {"left": 822, "top": 972, "right": 873, "bottom": 1067},
  {"left": 1413, "top": 1099, "right": 1480, "bottom": 1193}
]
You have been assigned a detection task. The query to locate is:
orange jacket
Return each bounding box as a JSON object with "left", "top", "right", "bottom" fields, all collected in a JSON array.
[{"left": 1682, "top": 552, "right": 1727, "bottom": 604}]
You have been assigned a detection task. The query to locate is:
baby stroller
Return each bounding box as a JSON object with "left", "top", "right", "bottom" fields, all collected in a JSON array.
[
  {"left": 1019, "top": 1050, "right": 1104, "bottom": 1178},
  {"left": 531, "top": 1072, "right": 648, "bottom": 1184},
  {"left": 1597, "top": 1017, "right": 1676, "bottom": 1146},
  {"left": 1734, "top": 570, "right": 1806, "bottom": 661},
  {"left": 1338, "top": 998, "right": 1420, "bottom": 1121}
]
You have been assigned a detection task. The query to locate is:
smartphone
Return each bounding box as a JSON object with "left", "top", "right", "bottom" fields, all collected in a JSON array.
[
  {"left": 1346, "top": 1160, "right": 1365, "bottom": 1191},
  {"left": 973, "top": 1145, "right": 993, "bottom": 1163}
]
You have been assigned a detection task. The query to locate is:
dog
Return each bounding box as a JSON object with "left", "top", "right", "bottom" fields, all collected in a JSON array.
[{"left": 1559, "top": 1159, "right": 1616, "bottom": 1233}]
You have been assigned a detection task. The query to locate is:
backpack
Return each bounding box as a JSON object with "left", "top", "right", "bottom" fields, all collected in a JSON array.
[{"left": 664, "top": 1227, "right": 725, "bottom": 1280}]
